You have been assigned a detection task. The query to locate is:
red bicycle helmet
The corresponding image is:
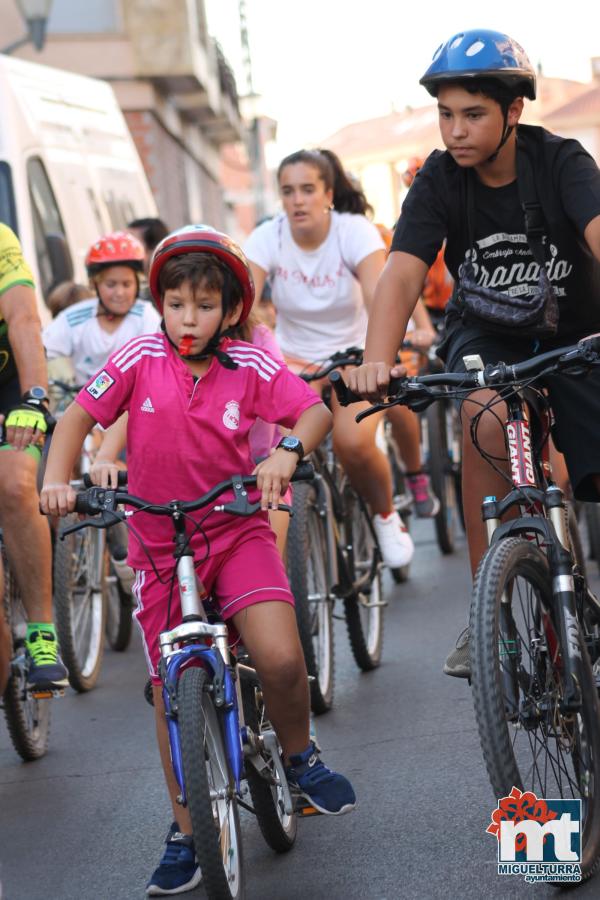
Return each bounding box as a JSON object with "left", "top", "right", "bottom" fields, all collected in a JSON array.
[
  {"left": 148, "top": 225, "right": 255, "bottom": 321},
  {"left": 85, "top": 231, "right": 145, "bottom": 276}
]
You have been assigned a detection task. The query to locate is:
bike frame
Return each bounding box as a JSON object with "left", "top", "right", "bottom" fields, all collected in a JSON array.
[{"left": 155, "top": 509, "right": 294, "bottom": 815}]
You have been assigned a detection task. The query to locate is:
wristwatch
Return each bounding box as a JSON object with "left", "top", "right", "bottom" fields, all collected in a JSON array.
[
  {"left": 277, "top": 435, "right": 305, "bottom": 461},
  {"left": 22, "top": 386, "right": 49, "bottom": 406}
]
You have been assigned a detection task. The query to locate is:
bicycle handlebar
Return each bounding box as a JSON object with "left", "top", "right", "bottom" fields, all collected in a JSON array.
[
  {"left": 71, "top": 460, "right": 315, "bottom": 520},
  {"left": 329, "top": 334, "right": 600, "bottom": 416}
]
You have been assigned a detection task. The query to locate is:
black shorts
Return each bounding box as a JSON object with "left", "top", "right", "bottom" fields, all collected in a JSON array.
[{"left": 439, "top": 322, "right": 600, "bottom": 502}]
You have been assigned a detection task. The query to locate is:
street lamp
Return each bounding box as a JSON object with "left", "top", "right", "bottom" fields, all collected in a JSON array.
[{"left": 2, "top": 0, "right": 54, "bottom": 55}]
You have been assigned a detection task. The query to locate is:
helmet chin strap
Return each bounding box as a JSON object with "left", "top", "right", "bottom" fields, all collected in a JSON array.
[
  {"left": 486, "top": 107, "right": 513, "bottom": 163},
  {"left": 161, "top": 318, "right": 238, "bottom": 370}
]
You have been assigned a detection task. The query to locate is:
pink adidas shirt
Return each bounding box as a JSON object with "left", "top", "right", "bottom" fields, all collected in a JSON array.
[{"left": 76, "top": 334, "right": 321, "bottom": 569}]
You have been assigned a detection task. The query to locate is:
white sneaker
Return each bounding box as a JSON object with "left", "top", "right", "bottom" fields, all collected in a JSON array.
[{"left": 372, "top": 511, "right": 414, "bottom": 568}]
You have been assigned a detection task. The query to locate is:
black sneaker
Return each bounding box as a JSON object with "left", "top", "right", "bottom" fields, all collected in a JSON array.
[
  {"left": 443, "top": 626, "right": 471, "bottom": 679},
  {"left": 25, "top": 628, "right": 68, "bottom": 690},
  {"left": 146, "top": 822, "right": 202, "bottom": 896}
]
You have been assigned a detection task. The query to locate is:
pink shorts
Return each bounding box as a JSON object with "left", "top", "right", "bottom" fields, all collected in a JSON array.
[{"left": 132, "top": 527, "right": 294, "bottom": 684}]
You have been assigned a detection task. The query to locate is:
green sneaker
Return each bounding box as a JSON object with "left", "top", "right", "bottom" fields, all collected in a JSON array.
[{"left": 25, "top": 626, "right": 68, "bottom": 691}]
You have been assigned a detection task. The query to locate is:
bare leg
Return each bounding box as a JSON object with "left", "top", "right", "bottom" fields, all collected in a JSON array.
[
  {"left": 461, "top": 391, "right": 512, "bottom": 576},
  {"left": 549, "top": 441, "right": 570, "bottom": 496},
  {"left": 0, "top": 452, "right": 52, "bottom": 622},
  {"left": 386, "top": 405, "right": 422, "bottom": 473},
  {"left": 331, "top": 401, "right": 393, "bottom": 515},
  {"left": 232, "top": 601, "right": 309, "bottom": 760},
  {"left": 268, "top": 509, "right": 290, "bottom": 560},
  {"left": 153, "top": 684, "right": 193, "bottom": 835}
]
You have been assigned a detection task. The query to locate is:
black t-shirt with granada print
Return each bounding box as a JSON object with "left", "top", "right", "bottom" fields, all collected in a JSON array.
[{"left": 391, "top": 124, "right": 600, "bottom": 341}]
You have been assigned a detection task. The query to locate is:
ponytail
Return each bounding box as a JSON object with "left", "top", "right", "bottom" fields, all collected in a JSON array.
[{"left": 277, "top": 148, "right": 372, "bottom": 216}]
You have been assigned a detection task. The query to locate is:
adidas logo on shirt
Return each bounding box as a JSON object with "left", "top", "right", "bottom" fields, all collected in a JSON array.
[{"left": 140, "top": 396, "right": 155, "bottom": 413}]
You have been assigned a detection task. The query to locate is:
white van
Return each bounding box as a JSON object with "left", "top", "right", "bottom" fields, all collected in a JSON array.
[{"left": 0, "top": 53, "right": 157, "bottom": 324}]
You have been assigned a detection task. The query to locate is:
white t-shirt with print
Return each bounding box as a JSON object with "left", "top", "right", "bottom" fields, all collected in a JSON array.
[
  {"left": 43, "top": 297, "right": 161, "bottom": 384},
  {"left": 244, "top": 211, "right": 385, "bottom": 360}
]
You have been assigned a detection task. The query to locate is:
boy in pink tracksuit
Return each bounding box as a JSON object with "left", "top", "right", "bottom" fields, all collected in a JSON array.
[{"left": 41, "top": 225, "right": 356, "bottom": 896}]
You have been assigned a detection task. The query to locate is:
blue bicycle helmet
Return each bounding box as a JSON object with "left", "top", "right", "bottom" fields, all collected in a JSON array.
[{"left": 420, "top": 30, "right": 536, "bottom": 100}]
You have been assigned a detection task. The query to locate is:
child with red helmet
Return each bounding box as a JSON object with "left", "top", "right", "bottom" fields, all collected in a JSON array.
[
  {"left": 42, "top": 231, "right": 160, "bottom": 384},
  {"left": 40, "top": 224, "right": 356, "bottom": 895}
]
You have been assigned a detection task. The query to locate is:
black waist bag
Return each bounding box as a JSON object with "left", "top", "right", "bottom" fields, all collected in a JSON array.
[
  {"left": 457, "top": 262, "right": 559, "bottom": 336},
  {"left": 456, "top": 146, "right": 560, "bottom": 338}
]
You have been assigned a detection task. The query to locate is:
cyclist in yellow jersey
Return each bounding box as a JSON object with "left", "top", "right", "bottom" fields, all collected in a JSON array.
[{"left": 0, "top": 223, "right": 68, "bottom": 691}]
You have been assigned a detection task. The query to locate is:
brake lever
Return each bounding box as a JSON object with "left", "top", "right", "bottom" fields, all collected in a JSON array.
[
  {"left": 59, "top": 510, "right": 117, "bottom": 540},
  {"left": 355, "top": 403, "right": 389, "bottom": 423}
]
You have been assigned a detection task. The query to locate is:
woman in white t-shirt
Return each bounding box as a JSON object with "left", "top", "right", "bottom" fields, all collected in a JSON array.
[
  {"left": 43, "top": 231, "right": 161, "bottom": 384},
  {"left": 244, "top": 148, "right": 415, "bottom": 568}
]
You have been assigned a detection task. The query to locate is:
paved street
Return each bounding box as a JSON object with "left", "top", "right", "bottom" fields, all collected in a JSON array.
[{"left": 1, "top": 520, "right": 599, "bottom": 900}]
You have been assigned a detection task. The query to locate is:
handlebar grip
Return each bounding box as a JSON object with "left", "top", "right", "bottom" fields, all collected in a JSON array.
[
  {"left": 292, "top": 461, "right": 314, "bottom": 482},
  {"left": 579, "top": 333, "right": 600, "bottom": 354},
  {"left": 74, "top": 492, "right": 95, "bottom": 515},
  {"left": 388, "top": 376, "right": 407, "bottom": 396},
  {"left": 329, "top": 370, "right": 362, "bottom": 406}
]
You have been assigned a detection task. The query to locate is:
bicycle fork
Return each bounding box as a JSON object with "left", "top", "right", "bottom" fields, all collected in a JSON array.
[{"left": 482, "top": 485, "right": 583, "bottom": 712}]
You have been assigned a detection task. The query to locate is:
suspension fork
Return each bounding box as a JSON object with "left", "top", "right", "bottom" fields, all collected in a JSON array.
[{"left": 546, "top": 485, "right": 582, "bottom": 710}]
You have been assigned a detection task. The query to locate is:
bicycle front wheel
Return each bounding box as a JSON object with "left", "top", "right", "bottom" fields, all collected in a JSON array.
[
  {"left": 343, "top": 487, "right": 384, "bottom": 670},
  {"left": 2, "top": 551, "right": 51, "bottom": 761},
  {"left": 179, "top": 667, "right": 245, "bottom": 900},
  {"left": 425, "top": 400, "right": 458, "bottom": 555},
  {"left": 471, "top": 537, "right": 600, "bottom": 880},
  {"left": 53, "top": 517, "right": 106, "bottom": 692}
]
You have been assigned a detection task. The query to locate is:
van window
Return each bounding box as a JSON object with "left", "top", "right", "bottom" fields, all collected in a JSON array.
[
  {"left": 27, "top": 157, "right": 72, "bottom": 299},
  {"left": 0, "top": 162, "right": 18, "bottom": 233},
  {"left": 47, "top": 0, "right": 120, "bottom": 33}
]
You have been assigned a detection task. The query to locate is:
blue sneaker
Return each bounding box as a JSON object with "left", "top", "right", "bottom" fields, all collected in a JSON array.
[
  {"left": 285, "top": 743, "right": 356, "bottom": 815},
  {"left": 146, "top": 822, "right": 202, "bottom": 896}
]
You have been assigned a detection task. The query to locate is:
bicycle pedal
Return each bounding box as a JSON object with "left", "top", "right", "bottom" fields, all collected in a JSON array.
[
  {"left": 295, "top": 799, "right": 322, "bottom": 817},
  {"left": 29, "top": 687, "right": 65, "bottom": 699}
]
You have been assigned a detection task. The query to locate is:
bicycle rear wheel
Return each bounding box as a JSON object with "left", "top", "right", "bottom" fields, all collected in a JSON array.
[
  {"left": 104, "top": 561, "right": 133, "bottom": 652},
  {"left": 425, "top": 401, "right": 458, "bottom": 555},
  {"left": 471, "top": 537, "right": 600, "bottom": 880},
  {"left": 286, "top": 481, "right": 334, "bottom": 713},
  {"left": 240, "top": 669, "right": 297, "bottom": 852},
  {"left": 343, "top": 486, "right": 384, "bottom": 671},
  {"left": 53, "top": 516, "right": 106, "bottom": 692},
  {"left": 178, "top": 667, "right": 245, "bottom": 900},
  {"left": 2, "top": 547, "right": 51, "bottom": 761}
]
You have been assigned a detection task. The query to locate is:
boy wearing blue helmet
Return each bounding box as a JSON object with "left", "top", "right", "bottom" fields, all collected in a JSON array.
[{"left": 347, "top": 30, "right": 600, "bottom": 677}]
